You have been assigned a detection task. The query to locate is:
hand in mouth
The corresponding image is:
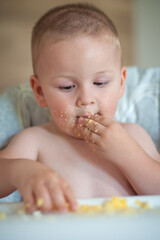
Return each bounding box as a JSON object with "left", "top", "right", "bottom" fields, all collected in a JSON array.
[{"left": 76, "top": 112, "right": 100, "bottom": 119}]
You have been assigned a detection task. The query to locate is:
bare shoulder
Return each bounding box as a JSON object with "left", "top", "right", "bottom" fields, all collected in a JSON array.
[
  {"left": 0, "top": 126, "right": 46, "bottom": 160},
  {"left": 121, "top": 122, "right": 160, "bottom": 161}
]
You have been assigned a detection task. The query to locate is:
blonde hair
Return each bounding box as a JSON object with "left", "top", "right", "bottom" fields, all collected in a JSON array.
[{"left": 32, "top": 3, "right": 121, "bottom": 73}]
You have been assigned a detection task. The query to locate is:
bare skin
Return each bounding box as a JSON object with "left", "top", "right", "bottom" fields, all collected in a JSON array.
[
  {"left": 0, "top": 119, "right": 159, "bottom": 213},
  {"left": 0, "top": 35, "right": 159, "bottom": 213}
]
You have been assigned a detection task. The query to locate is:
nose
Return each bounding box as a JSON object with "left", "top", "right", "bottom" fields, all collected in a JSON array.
[{"left": 76, "top": 89, "right": 95, "bottom": 107}]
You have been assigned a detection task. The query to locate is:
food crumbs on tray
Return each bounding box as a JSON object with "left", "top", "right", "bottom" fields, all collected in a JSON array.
[
  {"left": 0, "top": 212, "right": 6, "bottom": 220},
  {"left": 36, "top": 198, "right": 44, "bottom": 208},
  {"left": 76, "top": 197, "right": 153, "bottom": 215},
  {"left": 103, "top": 197, "right": 127, "bottom": 211},
  {"left": 17, "top": 209, "right": 26, "bottom": 215},
  {"left": 0, "top": 197, "right": 155, "bottom": 219},
  {"left": 18, "top": 203, "right": 30, "bottom": 215},
  {"left": 33, "top": 211, "right": 43, "bottom": 218},
  {"left": 135, "top": 199, "right": 151, "bottom": 209}
]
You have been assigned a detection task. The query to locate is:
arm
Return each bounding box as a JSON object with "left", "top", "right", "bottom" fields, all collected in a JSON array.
[
  {"left": 0, "top": 129, "right": 38, "bottom": 198},
  {"left": 0, "top": 129, "right": 77, "bottom": 213},
  {"left": 78, "top": 116, "right": 160, "bottom": 195}
]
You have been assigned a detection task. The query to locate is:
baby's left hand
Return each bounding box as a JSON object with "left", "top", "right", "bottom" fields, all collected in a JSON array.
[{"left": 78, "top": 116, "right": 134, "bottom": 164}]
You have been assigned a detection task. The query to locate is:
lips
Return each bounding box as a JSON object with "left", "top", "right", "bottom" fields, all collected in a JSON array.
[
  {"left": 76, "top": 112, "right": 100, "bottom": 119},
  {"left": 77, "top": 115, "right": 90, "bottom": 119}
]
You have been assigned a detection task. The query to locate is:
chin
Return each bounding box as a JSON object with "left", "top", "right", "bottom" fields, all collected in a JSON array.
[{"left": 63, "top": 127, "right": 84, "bottom": 140}]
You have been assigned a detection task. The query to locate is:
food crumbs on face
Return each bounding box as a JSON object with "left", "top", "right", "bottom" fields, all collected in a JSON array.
[
  {"left": 36, "top": 198, "right": 44, "bottom": 208},
  {"left": 94, "top": 121, "right": 98, "bottom": 125},
  {"left": 72, "top": 120, "right": 76, "bottom": 127},
  {"left": 0, "top": 212, "right": 6, "bottom": 220},
  {"left": 88, "top": 119, "right": 93, "bottom": 124},
  {"left": 88, "top": 110, "right": 93, "bottom": 115}
]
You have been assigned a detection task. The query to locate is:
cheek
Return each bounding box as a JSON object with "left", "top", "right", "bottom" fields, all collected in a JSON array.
[
  {"left": 109, "top": 100, "right": 119, "bottom": 114},
  {"left": 49, "top": 101, "right": 74, "bottom": 128},
  {"left": 100, "top": 92, "right": 119, "bottom": 118},
  {"left": 41, "top": 88, "right": 75, "bottom": 130}
]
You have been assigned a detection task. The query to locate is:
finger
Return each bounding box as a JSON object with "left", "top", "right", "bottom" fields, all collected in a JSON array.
[
  {"left": 79, "top": 118, "right": 104, "bottom": 135},
  {"left": 88, "top": 115, "right": 113, "bottom": 127},
  {"left": 80, "top": 126, "right": 99, "bottom": 145},
  {"left": 20, "top": 186, "right": 37, "bottom": 213},
  {"left": 34, "top": 184, "right": 53, "bottom": 212},
  {"left": 48, "top": 184, "right": 68, "bottom": 213},
  {"left": 62, "top": 181, "right": 78, "bottom": 211}
]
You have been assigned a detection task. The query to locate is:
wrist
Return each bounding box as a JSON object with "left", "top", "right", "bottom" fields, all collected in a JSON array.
[
  {"left": 8, "top": 158, "right": 22, "bottom": 188},
  {"left": 9, "top": 158, "right": 33, "bottom": 189}
]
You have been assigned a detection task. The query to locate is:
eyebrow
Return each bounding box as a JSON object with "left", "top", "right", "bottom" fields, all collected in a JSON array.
[
  {"left": 51, "top": 70, "right": 114, "bottom": 81},
  {"left": 92, "top": 70, "right": 114, "bottom": 76}
]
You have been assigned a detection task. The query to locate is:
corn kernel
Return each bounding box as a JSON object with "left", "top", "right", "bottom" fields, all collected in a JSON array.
[
  {"left": 135, "top": 200, "right": 151, "bottom": 209},
  {"left": 17, "top": 209, "right": 26, "bottom": 215},
  {"left": 88, "top": 119, "right": 93, "bottom": 124},
  {"left": 36, "top": 198, "right": 44, "bottom": 208},
  {"left": 103, "top": 197, "right": 127, "bottom": 211},
  {"left": 90, "top": 205, "right": 102, "bottom": 211},
  {"left": 0, "top": 212, "right": 6, "bottom": 220}
]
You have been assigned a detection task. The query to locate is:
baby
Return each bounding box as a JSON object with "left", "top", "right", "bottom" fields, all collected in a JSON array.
[{"left": 0, "top": 3, "right": 160, "bottom": 213}]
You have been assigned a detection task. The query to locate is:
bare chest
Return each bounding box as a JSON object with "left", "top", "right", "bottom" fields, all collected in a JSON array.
[{"left": 38, "top": 136, "right": 135, "bottom": 198}]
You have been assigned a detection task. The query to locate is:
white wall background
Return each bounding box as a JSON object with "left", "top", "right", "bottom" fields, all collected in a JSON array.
[
  {"left": 0, "top": 0, "right": 133, "bottom": 93},
  {"left": 0, "top": 0, "right": 160, "bottom": 94},
  {"left": 132, "top": 0, "right": 160, "bottom": 67}
]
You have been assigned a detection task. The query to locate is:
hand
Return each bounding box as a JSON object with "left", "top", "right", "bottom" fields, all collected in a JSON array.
[
  {"left": 13, "top": 159, "right": 78, "bottom": 213},
  {"left": 77, "top": 115, "right": 135, "bottom": 164},
  {"left": 77, "top": 116, "right": 160, "bottom": 195}
]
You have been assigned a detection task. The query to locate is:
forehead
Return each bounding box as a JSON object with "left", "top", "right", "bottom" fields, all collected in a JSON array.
[
  {"left": 36, "top": 32, "right": 120, "bottom": 55},
  {"left": 34, "top": 34, "right": 121, "bottom": 75}
]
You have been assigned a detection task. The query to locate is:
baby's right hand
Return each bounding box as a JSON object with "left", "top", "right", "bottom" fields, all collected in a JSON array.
[{"left": 13, "top": 159, "right": 78, "bottom": 213}]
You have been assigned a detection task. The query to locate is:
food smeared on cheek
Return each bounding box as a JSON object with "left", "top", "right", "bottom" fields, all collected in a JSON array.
[{"left": 59, "top": 109, "right": 69, "bottom": 128}]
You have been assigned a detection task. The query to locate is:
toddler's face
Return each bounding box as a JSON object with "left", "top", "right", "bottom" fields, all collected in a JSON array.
[{"left": 32, "top": 35, "right": 126, "bottom": 138}]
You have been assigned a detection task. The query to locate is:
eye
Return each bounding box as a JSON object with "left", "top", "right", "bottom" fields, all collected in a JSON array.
[
  {"left": 59, "top": 85, "right": 75, "bottom": 91},
  {"left": 93, "top": 82, "right": 108, "bottom": 87}
]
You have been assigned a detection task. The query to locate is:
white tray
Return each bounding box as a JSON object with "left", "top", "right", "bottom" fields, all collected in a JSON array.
[{"left": 0, "top": 195, "right": 160, "bottom": 240}]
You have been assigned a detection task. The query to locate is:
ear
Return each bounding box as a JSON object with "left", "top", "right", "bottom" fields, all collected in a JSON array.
[
  {"left": 119, "top": 66, "right": 127, "bottom": 99},
  {"left": 30, "top": 75, "right": 48, "bottom": 107}
]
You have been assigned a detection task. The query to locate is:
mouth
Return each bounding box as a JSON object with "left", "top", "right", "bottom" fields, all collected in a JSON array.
[{"left": 76, "top": 112, "right": 100, "bottom": 119}]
